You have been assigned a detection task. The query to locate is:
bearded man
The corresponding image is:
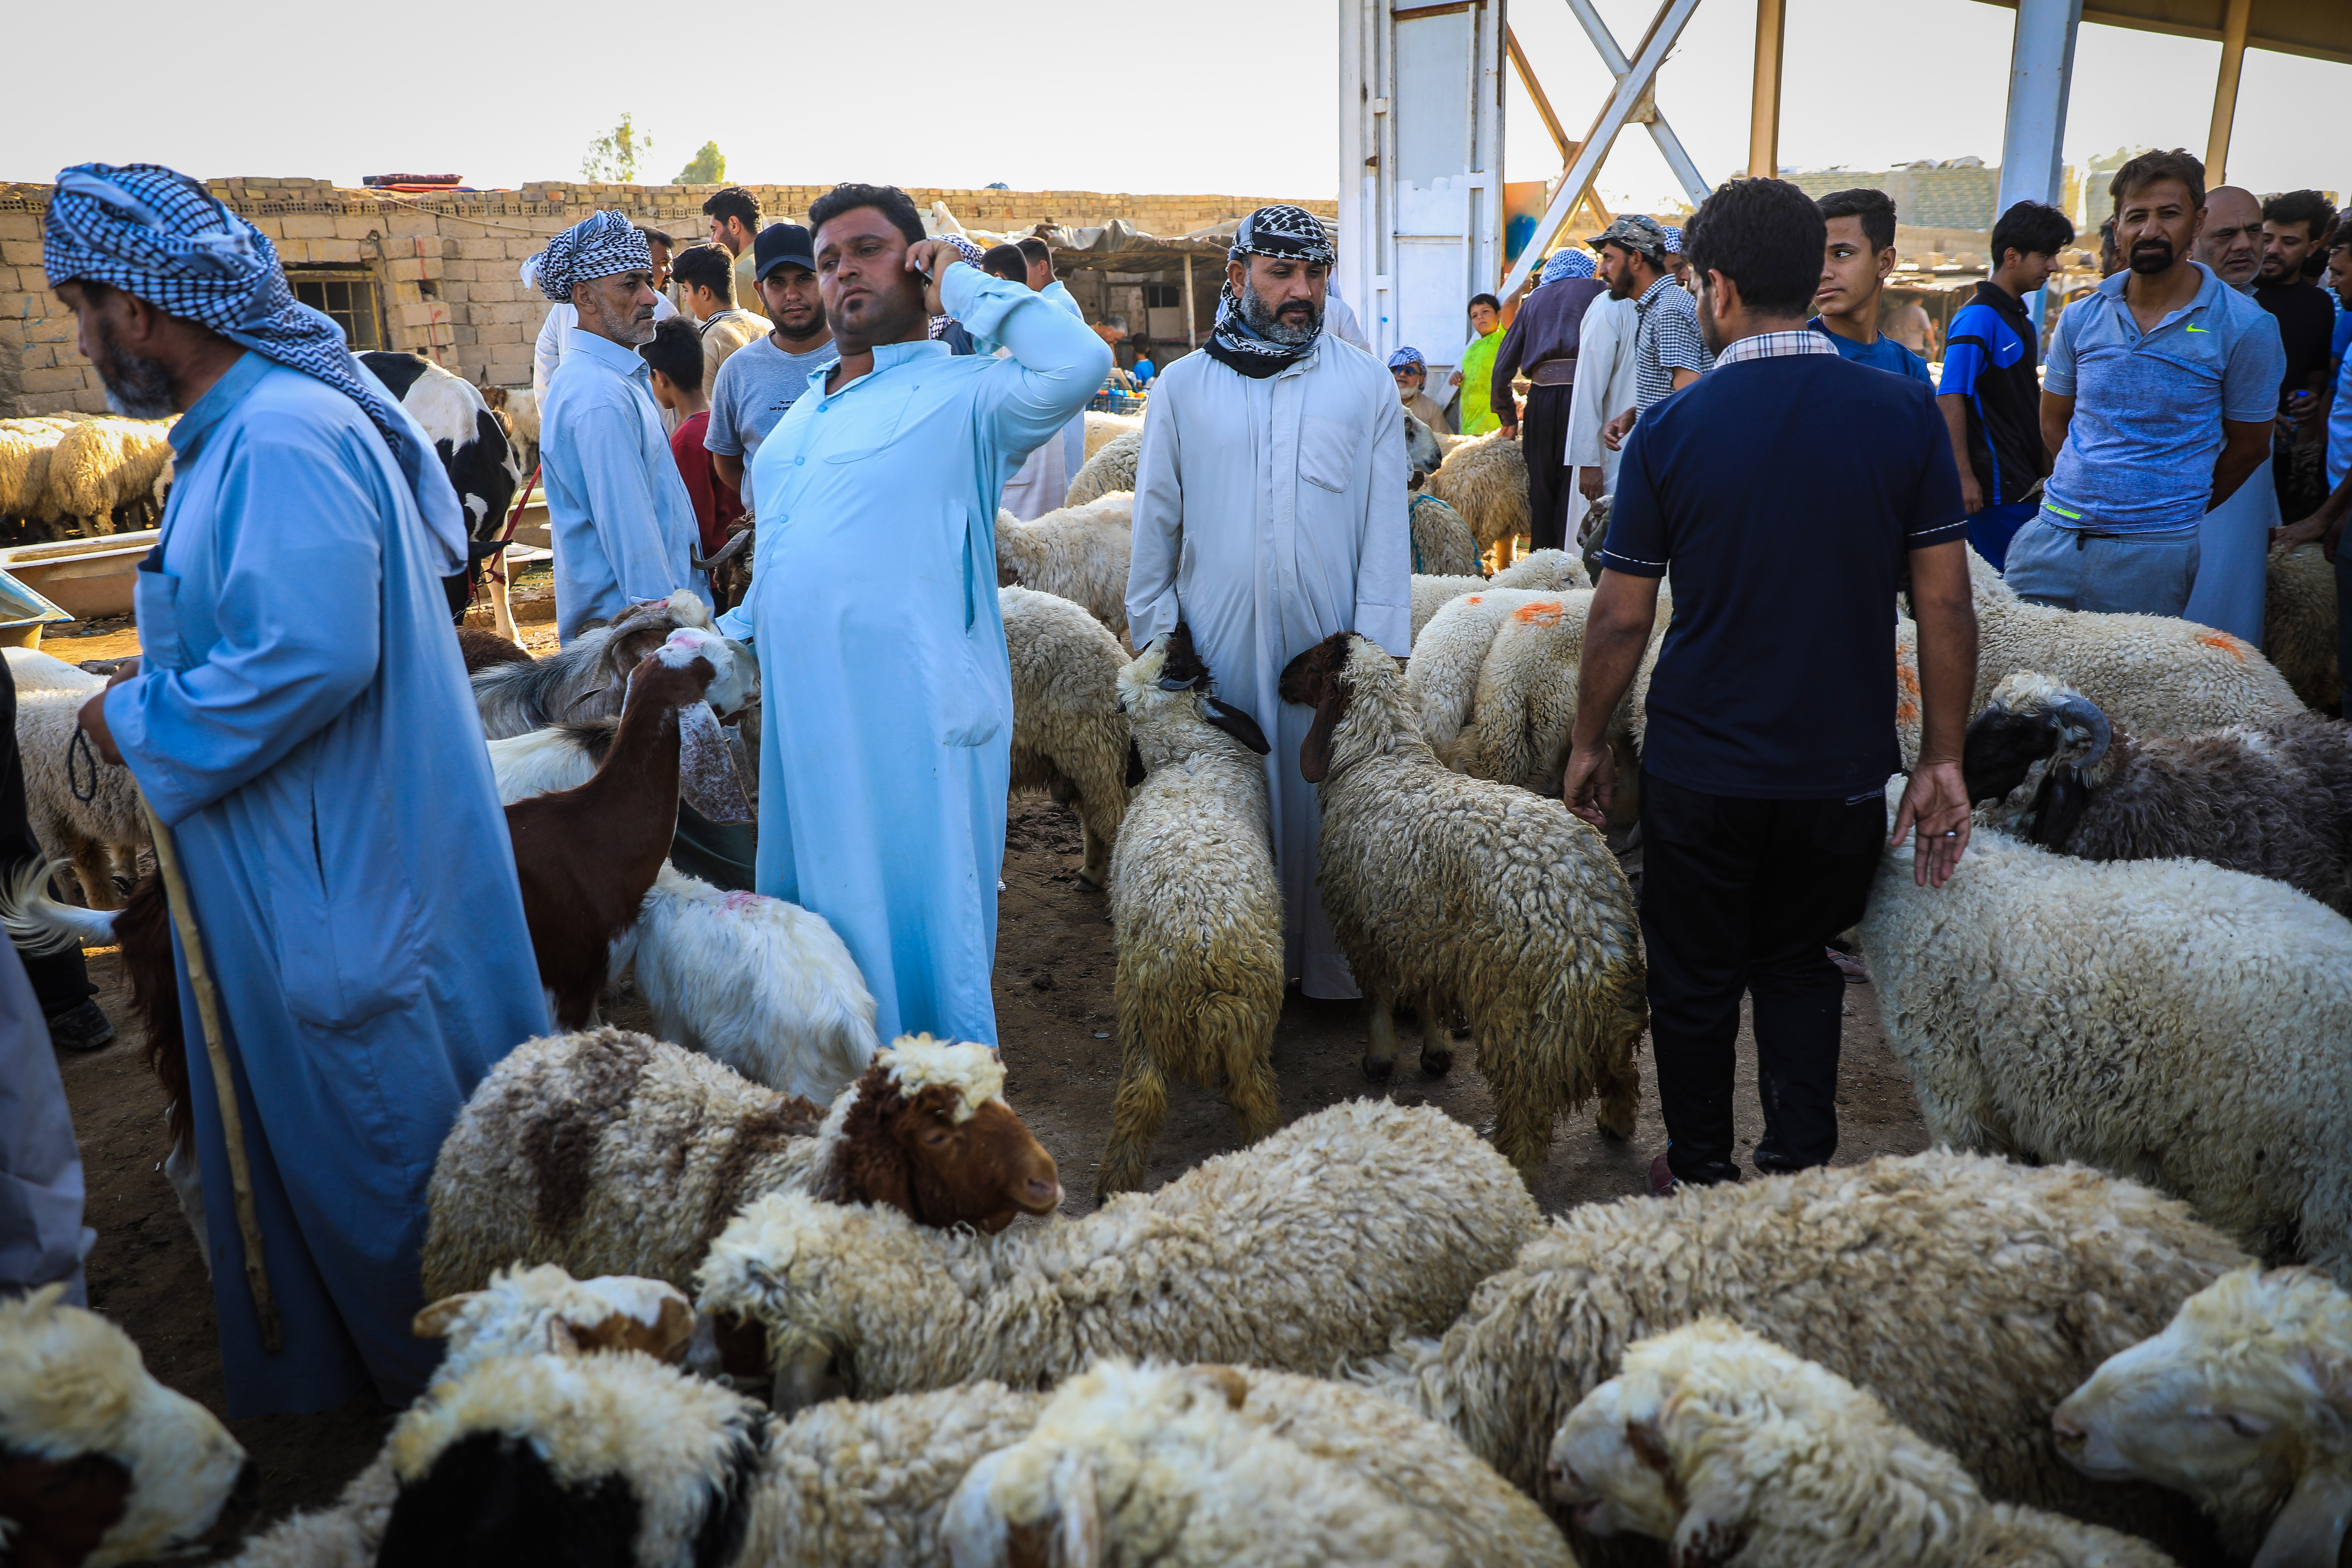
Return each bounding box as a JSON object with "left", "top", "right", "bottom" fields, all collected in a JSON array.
[
  {"left": 534, "top": 211, "right": 711, "bottom": 643},
  {"left": 46, "top": 162, "right": 545, "bottom": 1414},
  {"left": 1126, "top": 205, "right": 1409, "bottom": 997},
  {"left": 2183, "top": 185, "right": 2287, "bottom": 644}
]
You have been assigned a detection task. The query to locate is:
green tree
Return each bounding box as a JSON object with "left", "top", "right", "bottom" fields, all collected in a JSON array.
[
  {"left": 581, "top": 112, "right": 652, "bottom": 183},
  {"left": 675, "top": 141, "right": 726, "bottom": 186}
]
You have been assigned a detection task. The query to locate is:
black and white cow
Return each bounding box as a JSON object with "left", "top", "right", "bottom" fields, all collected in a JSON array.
[{"left": 360, "top": 351, "right": 523, "bottom": 631}]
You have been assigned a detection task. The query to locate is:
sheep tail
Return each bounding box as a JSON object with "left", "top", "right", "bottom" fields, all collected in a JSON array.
[{"left": 0, "top": 856, "right": 115, "bottom": 954}]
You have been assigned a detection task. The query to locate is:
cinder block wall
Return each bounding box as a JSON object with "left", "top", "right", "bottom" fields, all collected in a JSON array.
[{"left": 0, "top": 179, "right": 1335, "bottom": 415}]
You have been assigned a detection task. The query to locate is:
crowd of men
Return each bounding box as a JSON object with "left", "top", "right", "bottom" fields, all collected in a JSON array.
[{"left": 4, "top": 152, "right": 2346, "bottom": 1424}]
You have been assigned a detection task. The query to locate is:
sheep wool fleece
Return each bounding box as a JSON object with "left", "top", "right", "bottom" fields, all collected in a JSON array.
[
  {"left": 102, "top": 353, "right": 549, "bottom": 1416},
  {"left": 733, "top": 264, "right": 1108, "bottom": 1045},
  {"left": 1126, "top": 335, "right": 1412, "bottom": 996}
]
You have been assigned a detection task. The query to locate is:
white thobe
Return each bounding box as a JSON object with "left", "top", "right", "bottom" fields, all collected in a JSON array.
[
  {"left": 1566, "top": 293, "right": 1640, "bottom": 540},
  {"left": 1127, "top": 338, "right": 1411, "bottom": 997},
  {"left": 1326, "top": 294, "right": 1373, "bottom": 354},
  {"left": 2185, "top": 464, "right": 2277, "bottom": 646}
]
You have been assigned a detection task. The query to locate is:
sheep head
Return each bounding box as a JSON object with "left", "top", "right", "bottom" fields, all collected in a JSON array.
[
  {"left": 694, "top": 1192, "right": 891, "bottom": 1408},
  {"left": 2053, "top": 1266, "right": 2352, "bottom": 1566},
  {"left": 0, "top": 1284, "right": 257, "bottom": 1568},
  {"left": 1402, "top": 412, "right": 1443, "bottom": 488},
  {"left": 1277, "top": 631, "right": 1410, "bottom": 784},
  {"left": 814, "top": 1035, "right": 1061, "bottom": 1234},
  {"left": 1118, "top": 626, "right": 1271, "bottom": 778},
  {"left": 379, "top": 1340, "right": 766, "bottom": 1568},
  {"left": 1962, "top": 672, "right": 2114, "bottom": 846}
]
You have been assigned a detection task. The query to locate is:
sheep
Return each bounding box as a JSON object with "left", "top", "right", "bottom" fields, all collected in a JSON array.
[
  {"left": 1551, "top": 1320, "right": 2176, "bottom": 1568},
  {"left": 1352, "top": 1150, "right": 2244, "bottom": 1559},
  {"left": 1408, "top": 493, "right": 1481, "bottom": 576},
  {"left": 1962, "top": 670, "right": 2352, "bottom": 912},
  {"left": 4, "top": 646, "right": 104, "bottom": 694},
  {"left": 1401, "top": 409, "right": 1445, "bottom": 484},
  {"left": 42, "top": 415, "right": 175, "bottom": 531},
  {"left": 1424, "top": 430, "right": 1530, "bottom": 562},
  {"left": 2053, "top": 1266, "right": 2352, "bottom": 1565},
  {"left": 694, "top": 1097, "right": 1544, "bottom": 1407},
  {"left": 1098, "top": 625, "right": 1282, "bottom": 1198},
  {"left": 505, "top": 625, "right": 749, "bottom": 1028},
  {"left": 0, "top": 418, "right": 71, "bottom": 521},
  {"left": 2263, "top": 542, "right": 2339, "bottom": 711},
  {"left": 1276, "top": 631, "right": 1645, "bottom": 1162},
  {"left": 472, "top": 588, "right": 755, "bottom": 739},
  {"left": 1003, "top": 582, "right": 1131, "bottom": 886},
  {"left": 994, "top": 492, "right": 1134, "bottom": 642},
  {"left": 634, "top": 863, "right": 880, "bottom": 1104},
  {"left": 12, "top": 685, "right": 144, "bottom": 908},
  {"left": 944, "top": 1359, "right": 1575, "bottom": 1568},
  {"left": 1065, "top": 427, "right": 1141, "bottom": 507},
  {"left": 1856, "top": 789, "right": 2352, "bottom": 1284},
  {"left": 419, "top": 1028, "right": 1060, "bottom": 1299},
  {"left": 1408, "top": 548, "right": 1592, "bottom": 643},
  {"left": 1084, "top": 409, "right": 1141, "bottom": 460},
  {"left": 0, "top": 1283, "right": 257, "bottom": 1568}
]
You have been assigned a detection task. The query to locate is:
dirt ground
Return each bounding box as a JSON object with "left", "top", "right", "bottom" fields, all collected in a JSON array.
[{"left": 51, "top": 793, "right": 1928, "bottom": 1530}]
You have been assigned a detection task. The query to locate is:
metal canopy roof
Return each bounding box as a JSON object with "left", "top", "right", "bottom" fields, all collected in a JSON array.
[{"left": 1974, "top": 0, "right": 2352, "bottom": 66}]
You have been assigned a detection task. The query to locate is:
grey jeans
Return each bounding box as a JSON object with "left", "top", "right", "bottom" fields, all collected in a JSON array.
[{"left": 2002, "top": 513, "right": 2202, "bottom": 616}]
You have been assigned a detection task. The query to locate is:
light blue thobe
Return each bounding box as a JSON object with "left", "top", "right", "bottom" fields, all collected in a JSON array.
[
  {"left": 736, "top": 266, "right": 1108, "bottom": 1044},
  {"left": 540, "top": 330, "right": 713, "bottom": 643},
  {"left": 0, "top": 947, "right": 92, "bottom": 1304},
  {"left": 105, "top": 355, "right": 548, "bottom": 1415},
  {"left": 1043, "top": 279, "right": 1090, "bottom": 478},
  {"left": 2184, "top": 280, "right": 2286, "bottom": 647}
]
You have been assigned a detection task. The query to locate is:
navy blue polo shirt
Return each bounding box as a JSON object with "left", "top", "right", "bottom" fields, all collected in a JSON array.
[{"left": 1603, "top": 349, "right": 1966, "bottom": 799}]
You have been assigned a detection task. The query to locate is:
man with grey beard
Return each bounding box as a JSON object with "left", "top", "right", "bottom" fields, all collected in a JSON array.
[
  {"left": 2184, "top": 185, "right": 2286, "bottom": 643},
  {"left": 1125, "top": 204, "right": 1409, "bottom": 998}
]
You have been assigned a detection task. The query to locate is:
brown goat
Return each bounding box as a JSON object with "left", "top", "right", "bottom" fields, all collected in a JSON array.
[
  {"left": 455, "top": 625, "right": 532, "bottom": 676},
  {"left": 504, "top": 632, "right": 720, "bottom": 1029}
]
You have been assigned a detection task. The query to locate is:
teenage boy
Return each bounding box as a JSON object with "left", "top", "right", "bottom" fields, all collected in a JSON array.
[
  {"left": 1809, "top": 189, "right": 1933, "bottom": 387},
  {"left": 1938, "top": 200, "right": 2077, "bottom": 569},
  {"left": 671, "top": 242, "right": 769, "bottom": 393}
]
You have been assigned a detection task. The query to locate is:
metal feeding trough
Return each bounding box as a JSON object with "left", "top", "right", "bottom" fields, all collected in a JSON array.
[
  {"left": 0, "top": 529, "right": 158, "bottom": 622},
  {"left": 0, "top": 569, "right": 75, "bottom": 650}
]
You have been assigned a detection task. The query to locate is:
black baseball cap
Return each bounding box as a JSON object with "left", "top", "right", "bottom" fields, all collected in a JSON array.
[{"left": 754, "top": 223, "right": 817, "bottom": 282}]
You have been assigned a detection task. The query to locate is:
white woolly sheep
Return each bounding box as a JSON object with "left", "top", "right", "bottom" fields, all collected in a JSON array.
[
  {"left": 945, "top": 1359, "right": 1575, "bottom": 1568},
  {"left": 0, "top": 418, "right": 71, "bottom": 521},
  {"left": 1098, "top": 626, "right": 1283, "bottom": 1198},
  {"left": 1353, "top": 1150, "right": 2245, "bottom": 1559},
  {"left": 13, "top": 685, "right": 144, "bottom": 908},
  {"left": 1278, "top": 632, "right": 1645, "bottom": 1163},
  {"left": 1962, "top": 670, "right": 2352, "bottom": 912},
  {"left": 43, "top": 416, "right": 174, "bottom": 530},
  {"left": 1857, "top": 791, "right": 2352, "bottom": 1283},
  {"left": 1084, "top": 409, "right": 1141, "bottom": 460},
  {"left": 420, "top": 1029, "right": 1060, "bottom": 1299},
  {"left": 2264, "top": 542, "right": 2339, "bottom": 711},
  {"left": 1066, "top": 427, "right": 1142, "bottom": 507},
  {"left": 1408, "top": 548, "right": 1592, "bottom": 643},
  {"left": 0, "top": 1284, "right": 255, "bottom": 1568},
  {"left": 4, "top": 646, "right": 104, "bottom": 694},
  {"left": 1551, "top": 1320, "right": 2175, "bottom": 1568},
  {"left": 2054, "top": 1265, "right": 2352, "bottom": 1564},
  {"left": 1424, "top": 430, "right": 1530, "bottom": 561},
  {"left": 1003, "top": 582, "right": 1131, "bottom": 887},
  {"left": 994, "top": 493, "right": 1134, "bottom": 642},
  {"left": 1408, "top": 493, "right": 1482, "bottom": 576},
  {"left": 635, "top": 864, "right": 881, "bottom": 1104},
  {"left": 695, "top": 1098, "right": 1544, "bottom": 1407}
]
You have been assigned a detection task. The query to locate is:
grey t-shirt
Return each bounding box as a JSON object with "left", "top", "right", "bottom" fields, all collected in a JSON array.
[{"left": 705, "top": 334, "right": 833, "bottom": 462}]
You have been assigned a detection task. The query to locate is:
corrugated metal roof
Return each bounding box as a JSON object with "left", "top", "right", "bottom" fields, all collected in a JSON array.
[{"left": 1972, "top": 0, "right": 2352, "bottom": 66}]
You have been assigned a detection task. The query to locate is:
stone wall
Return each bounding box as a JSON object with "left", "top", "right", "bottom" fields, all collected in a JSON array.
[{"left": 0, "top": 178, "right": 1335, "bottom": 415}]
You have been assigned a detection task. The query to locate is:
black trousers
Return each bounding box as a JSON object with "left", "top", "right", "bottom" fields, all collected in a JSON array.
[
  {"left": 1521, "top": 384, "right": 1576, "bottom": 552},
  {"left": 0, "top": 658, "right": 96, "bottom": 1017},
  {"left": 1638, "top": 772, "right": 1883, "bottom": 1185}
]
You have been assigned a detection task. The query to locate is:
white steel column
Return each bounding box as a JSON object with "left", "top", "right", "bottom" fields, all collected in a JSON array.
[{"left": 1995, "top": 0, "right": 2083, "bottom": 214}]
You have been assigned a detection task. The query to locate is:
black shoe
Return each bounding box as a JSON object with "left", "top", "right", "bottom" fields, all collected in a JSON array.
[{"left": 46, "top": 1000, "right": 114, "bottom": 1052}]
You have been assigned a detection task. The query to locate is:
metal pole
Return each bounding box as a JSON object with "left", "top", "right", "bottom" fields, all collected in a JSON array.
[
  {"left": 1996, "top": 0, "right": 2085, "bottom": 331},
  {"left": 1748, "top": 0, "right": 1787, "bottom": 178},
  {"left": 2205, "top": 0, "right": 2253, "bottom": 184},
  {"left": 1183, "top": 260, "right": 1198, "bottom": 350}
]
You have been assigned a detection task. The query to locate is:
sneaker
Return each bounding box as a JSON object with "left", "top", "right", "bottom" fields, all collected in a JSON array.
[
  {"left": 46, "top": 999, "right": 115, "bottom": 1052},
  {"left": 1647, "top": 1153, "right": 1679, "bottom": 1198}
]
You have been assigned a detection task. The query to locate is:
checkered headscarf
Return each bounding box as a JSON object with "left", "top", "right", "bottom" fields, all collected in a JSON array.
[
  {"left": 1205, "top": 204, "right": 1337, "bottom": 379},
  {"left": 526, "top": 211, "right": 652, "bottom": 303},
  {"left": 43, "top": 161, "right": 470, "bottom": 574},
  {"left": 1387, "top": 346, "right": 1425, "bottom": 371},
  {"left": 1663, "top": 226, "right": 1685, "bottom": 254},
  {"left": 1541, "top": 249, "right": 1597, "bottom": 284}
]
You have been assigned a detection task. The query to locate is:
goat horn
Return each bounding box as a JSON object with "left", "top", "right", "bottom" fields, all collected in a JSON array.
[
  {"left": 692, "top": 530, "right": 754, "bottom": 570},
  {"left": 2049, "top": 694, "right": 2111, "bottom": 770}
]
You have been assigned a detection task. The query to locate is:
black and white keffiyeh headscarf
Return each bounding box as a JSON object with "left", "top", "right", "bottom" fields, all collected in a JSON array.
[
  {"left": 1205, "top": 204, "right": 1337, "bottom": 379},
  {"left": 526, "top": 210, "right": 652, "bottom": 302},
  {"left": 43, "top": 161, "right": 469, "bottom": 574}
]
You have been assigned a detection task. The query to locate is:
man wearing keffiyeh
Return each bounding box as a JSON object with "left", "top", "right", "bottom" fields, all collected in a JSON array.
[
  {"left": 1494, "top": 246, "right": 1608, "bottom": 550},
  {"left": 1127, "top": 204, "right": 1410, "bottom": 998},
  {"left": 44, "top": 161, "right": 546, "bottom": 1417}
]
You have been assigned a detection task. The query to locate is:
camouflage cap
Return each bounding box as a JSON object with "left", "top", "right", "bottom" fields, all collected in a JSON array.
[{"left": 1589, "top": 214, "right": 1670, "bottom": 266}]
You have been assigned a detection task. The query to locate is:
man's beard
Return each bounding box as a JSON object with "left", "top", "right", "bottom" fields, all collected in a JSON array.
[
  {"left": 1240, "top": 281, "right": 1321, "bottom": 346},
  {"left": 2129, "top": 236, "right": 2177, "bottom": 275},
  {"left": 1607, "top": 267, "right": 1638, "bottom": 301},
  {"left": 776, "top": 301, "right": 827, "bottom": 341},
  {"left": 92, "top": 321, "right": 176, "bottom": 419},
  {"left": 582, "top": 288, "right": 655, "bottom": 345},
  {"left": 1694, "top": 289, "right": 1726, "bottom": 355}
]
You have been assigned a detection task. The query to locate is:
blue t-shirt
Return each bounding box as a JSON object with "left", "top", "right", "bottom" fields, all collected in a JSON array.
[
  {"left": 1132, "top": 356, "right": 1157, "bottom": 386},
  {"left": 1808, "top": 318, "right": 1934, "bottom": 386},
  {"left": 1603, "top": 353, "right": 1966, "bottom": 799},
  {"left": 2042, "top": 263, "right": 2285, "bottom": 534},
  {"left": 2331, "top": 345, "right": 2352, "bottom": 490},
  {"left": 1938, "top": 285, "right": 2044, "bottom": 506},
  {"left": 2330, "top": 306, "right": 2351, "bottom": 365}
]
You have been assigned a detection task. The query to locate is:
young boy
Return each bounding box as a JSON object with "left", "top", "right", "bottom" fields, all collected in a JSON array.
[
  {"left": 1452, "top": 293, "right": 1506, "bottom": 435},
  {"left": 1809, "top": 188, "right": 1934, "bottom": 388},
  {"left": 672, "top": 242, "right": 770, "bottom": 393},
  {"left": 640, "top": 315, "right": 741, "bottom": 589},
  {"left": 1937, "top": 200, "right": 2077, "bottom": 569}
]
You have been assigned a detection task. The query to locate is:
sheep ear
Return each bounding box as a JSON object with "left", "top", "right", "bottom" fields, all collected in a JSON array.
[
  {"left": 1298, "top": 682, "right": 1347, "bottom": 784},
  {"left": 411, "top": 1292, "right": 484, "bottom": 1340},
  {"left": 2030, "top": 768, "right": 2090, "bottom": 849},
  {"left": 1051, "top": 1456, "right": 1104, "bottom": 1568},
  {"left": 1125, "top": 739, "right": 1147, "bottom": 788},
  {"left": 1666, "top": 1466, "right": 1752, "bottom": 1568},
  {"left": 1200, "top": 698, "right": 1270, "bottom": 756}
]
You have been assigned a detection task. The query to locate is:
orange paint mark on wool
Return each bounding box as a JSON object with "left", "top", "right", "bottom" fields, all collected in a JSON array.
[
  {"left": 1895, "top": 662, "right": 1921, "bottom": 696},
  {"left": 2194, "top": 631, "right": 2247, "bottom": 662},
  {"left": 1465, "top": 595, "right": 1484, "bottom": 605},
  {"left": 1511, "top": 600, "right": 1564, "bottom": 626}
]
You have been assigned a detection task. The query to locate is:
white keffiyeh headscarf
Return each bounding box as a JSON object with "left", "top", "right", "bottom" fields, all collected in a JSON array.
[{"left": 1205, "top": 204, "right": 1338, "bottom": 379}]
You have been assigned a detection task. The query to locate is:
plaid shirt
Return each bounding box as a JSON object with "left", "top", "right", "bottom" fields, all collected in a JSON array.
[
  {"left": 1633, "top": 275, "right": 1713, "bottom": 410},
  {"left": 1710, "top": 328, "right": 1841, "bottom": 367}
]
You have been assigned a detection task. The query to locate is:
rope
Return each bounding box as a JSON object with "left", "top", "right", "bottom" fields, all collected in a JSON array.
[{"left": 66, "top": 725, "right": 99, "bottom": 805}]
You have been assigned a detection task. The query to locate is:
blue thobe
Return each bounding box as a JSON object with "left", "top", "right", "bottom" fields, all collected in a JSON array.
[
  {"left": 105, "top": 355, "right": 548, "bottom": 1415},
  {"left": 1042, "top": 279, "right": 1090, "bottom": 479},
  {"left": 0, "top": 947, "right": 93, "bottom": 1304},
  {"left": 540, "top": 330, "right": 713, "bottom": 643},
  {"left": 736, "top": 267, "right": 1108, "bottom": 1044}
]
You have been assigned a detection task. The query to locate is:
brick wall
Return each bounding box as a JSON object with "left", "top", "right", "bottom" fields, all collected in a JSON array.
[{"left": 0, "top": 179, "right": 1335, "bottom": 415}]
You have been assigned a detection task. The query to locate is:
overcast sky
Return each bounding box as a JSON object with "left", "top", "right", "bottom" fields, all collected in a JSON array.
[{"left": 6, "top": 0, "right": 2343, "bottom": 212}]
